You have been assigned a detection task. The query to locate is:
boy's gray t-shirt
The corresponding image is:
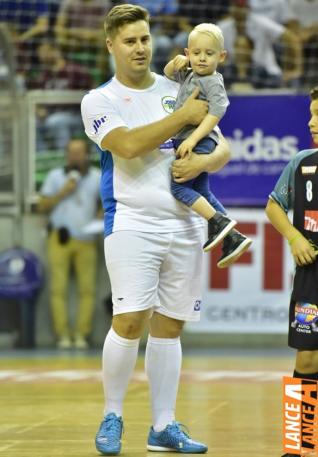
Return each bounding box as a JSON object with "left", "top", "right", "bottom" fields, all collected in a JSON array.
[{"left": 173, "top": 69, "right": 229, "bottom": 143}]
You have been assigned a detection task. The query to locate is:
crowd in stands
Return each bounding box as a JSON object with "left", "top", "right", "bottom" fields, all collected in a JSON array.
[{"left": 0, "top": 0, "right": 317, "bottom": 91}]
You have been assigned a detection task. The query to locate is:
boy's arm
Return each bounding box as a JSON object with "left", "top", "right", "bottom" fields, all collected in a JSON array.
[
  {"left": 172, "top": 133, "right": 230, "bottom": 181},
  {"left": 265, "top": 198, "right": 316, "bottom": 266},
  {"left": 164, "top": 55, "right": 189, "bottom": 80},
  {"left": 176, "top": 113, "right": 219, "bottom": 157},
  {"left": 186, "top": 114, "right": 219, "bottom": 147}
]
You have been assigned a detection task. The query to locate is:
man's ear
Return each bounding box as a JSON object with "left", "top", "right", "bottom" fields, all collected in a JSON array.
[
  {"left": 106, "top": 38, "right": 112, "bottom": 54},
  {"left": 184, "top": 48, "right": 189, "bottom": 58}
]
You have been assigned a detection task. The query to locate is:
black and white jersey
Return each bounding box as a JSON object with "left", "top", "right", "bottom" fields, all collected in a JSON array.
[{"left": 270, "top": 148, "right": 318, "bottom": 302}]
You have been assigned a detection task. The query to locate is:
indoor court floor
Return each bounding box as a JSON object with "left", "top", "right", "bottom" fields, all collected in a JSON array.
[{"left": 0, "top": 347, "right": 295, "bottom": 457}]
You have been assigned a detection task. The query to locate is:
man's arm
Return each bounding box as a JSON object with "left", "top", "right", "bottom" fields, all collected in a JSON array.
[
  {"left": 265, "top": 198, "right": 316, "bottom": 266},
  {"left": 37, "top": 179, "right": 77, "bottom": 214},
  {"left": 18, "top": 16, "right": 48, "bottom": 42},
  {"left": 171, "top": 134, "right": 231, "bottom": 182},
  {"left": 101, "top": 88, "right": 208, "bottom": 159}
]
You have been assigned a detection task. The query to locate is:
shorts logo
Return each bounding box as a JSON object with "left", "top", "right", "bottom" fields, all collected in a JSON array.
[
  {"left": 93, "top": 115, "right": 108, "bottom": 133},
  {"left": 291, "top": 302, "right": 318, "bottom": 333},
  {"left": 302, "top": 165, "right": 317, "bottom": 175},
  {"left": 304, "top": 211, "right": 318, "bottom": 232},
  {"left": 161, "top": 96, "right": 176, "bottom": 114},
  {"left": 194, "top": 300, "right": 201, "bottom": 311}
]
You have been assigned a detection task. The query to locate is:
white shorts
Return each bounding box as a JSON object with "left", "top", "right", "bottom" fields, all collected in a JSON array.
[{"left": 104, "top": 228, "right": 204, "bottom": 322}]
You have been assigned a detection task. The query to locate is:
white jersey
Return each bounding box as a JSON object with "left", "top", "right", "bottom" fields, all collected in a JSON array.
[{"left": 81, "top": 74, "right": 203, "bottom": 236}]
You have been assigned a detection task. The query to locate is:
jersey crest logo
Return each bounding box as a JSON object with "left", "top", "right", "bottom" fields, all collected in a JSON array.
[
  {"left": 302, "top": 165, "right": 317, "bottom": 175},
  {"left": 161, "top": 96, "right": 176, "bottom": 114}
]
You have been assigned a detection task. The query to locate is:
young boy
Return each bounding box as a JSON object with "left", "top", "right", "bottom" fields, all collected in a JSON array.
[
  {"left": 265, "top": 86, "right": 318, "bottom": 457},
  {"left": 164, "top": 23, "right": 252, "bottom": 267}
]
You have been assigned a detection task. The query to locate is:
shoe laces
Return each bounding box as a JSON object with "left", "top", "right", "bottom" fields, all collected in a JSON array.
[
  {"left": 101, "top": 414, "right": 123, "bottom": 439},
  {"left": 168, "top": 422, "right": 190, "bottom": 441}
]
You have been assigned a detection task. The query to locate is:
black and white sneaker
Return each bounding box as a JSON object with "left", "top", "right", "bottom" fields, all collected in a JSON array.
[
  {"left": 217, "top": 230, "right": 252, "bottom": 268},
  {"left": 203, "top": 213, "right": 237, "bottom": 252}
]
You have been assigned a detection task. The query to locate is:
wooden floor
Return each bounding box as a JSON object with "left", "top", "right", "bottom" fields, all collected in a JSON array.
[{"left": 0, "top": 348, "right": 295, "bottom": 457}]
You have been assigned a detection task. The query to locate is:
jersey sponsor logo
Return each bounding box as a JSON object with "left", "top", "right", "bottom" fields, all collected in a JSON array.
[
  {"left": 304, "top": 211, "right": 318, "bottom": 232},
  {"left": 93, "top": 115, "right": 108, "bottom": 133},
  {"left": 161, "top": 96, "right": 176, "bottom": 114},
  {"left": 302, "top": 165, "right": 317, "bottom": 175}
]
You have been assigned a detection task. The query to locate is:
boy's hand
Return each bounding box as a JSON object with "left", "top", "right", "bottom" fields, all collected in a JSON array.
[
  {"left": 173, "top": 55, "right": 189, "bottom": 71},
  {"left": 176, "top": 138, "right": 196, "bottom": 158},
  {"left": 289, "top": 235, "right": 317, "bottom": 266}
]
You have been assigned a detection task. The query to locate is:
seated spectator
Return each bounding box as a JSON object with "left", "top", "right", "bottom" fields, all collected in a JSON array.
[
  {"left": 288, "top": 0, "right": 318, "bottom": 87},
  {"left": 218, "top": 0, "right": 302, "bottom": 89},
  {"left": 37, "top": 138, "right": 101, "bottom": 349},
  {"left": 54, "top": 0, "right": 112, "bottom": 85},
  {"left": 0, "top": 0, "right": 49, "bottom": 88},
  {"left": 30, "top": 41, "right": 93, "bottom": 152},
  {"left": 30, "top": 41, "right": 93, "bottom": 90}
]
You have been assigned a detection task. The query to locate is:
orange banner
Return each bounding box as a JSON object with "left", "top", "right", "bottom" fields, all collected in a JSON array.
[{"left": 283, "top": 376, "right": 318, "bottom": 456}]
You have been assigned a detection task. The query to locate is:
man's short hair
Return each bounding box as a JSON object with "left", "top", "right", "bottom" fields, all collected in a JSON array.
[{"left": 104, "top": 4, "right": 149, "bottom": 39}]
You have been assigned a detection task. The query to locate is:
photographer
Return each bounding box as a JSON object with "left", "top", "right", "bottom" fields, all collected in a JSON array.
[{"left": 38, "top": 138, "right": 101, "bottom": 349}]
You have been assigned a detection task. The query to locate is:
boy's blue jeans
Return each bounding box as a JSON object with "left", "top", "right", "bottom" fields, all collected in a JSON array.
[{"left": 171, "top": 137, "right": 226, "bottom": 214}]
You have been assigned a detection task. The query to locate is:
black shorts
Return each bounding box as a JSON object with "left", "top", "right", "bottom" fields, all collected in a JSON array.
[{"left": 288, "top": 299, "right": 318, "bottom": 350}]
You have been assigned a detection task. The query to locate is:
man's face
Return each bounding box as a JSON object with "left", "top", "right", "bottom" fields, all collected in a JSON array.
[
  {"left": 309, "top": 99, "right": 318, "bottom": 144},
  {"left": 66, "top": 140, "right": 89, "bottom": 170},
  {"left": 106, "top": 20, "right": 152, "bottom": 78}
]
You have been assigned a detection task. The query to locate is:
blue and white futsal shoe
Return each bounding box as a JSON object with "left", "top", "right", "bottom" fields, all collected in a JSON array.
[
  {"left": 147, "top": 421, "right": 208, "bottom": 453},
  {"left": 95, "top": 413, "right": 123, "bottom": 455}
]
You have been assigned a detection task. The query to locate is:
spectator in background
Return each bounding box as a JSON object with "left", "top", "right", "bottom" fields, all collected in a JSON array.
[
  {"left": 288, "top": 0, "right": 318, "bottom": 87},
  {"left": 170, "top": 0, "right": 230, "bottom": 55},
  {"left": 249, "top": 0, "right": 301, "bottom": 84},
  {"left": 31, "top": 41, "right": 93, "bottom": 90},
  {"left": 37, "top": 138, "right": 101, "bottom": 349},
  {"left": 218, "top": 0, "right": 302, "bottom": 89},
  {"left": 0, "top": 0, "right": 49, "bottom": 88},
  {"left": 55, "top": 0, "right": 112, "bottom": 85},
  {"left": 249, "top": 0, "right": 296, "bottom": 25},
  {"left": 31, "top": 41, "right": 92, "bottom": 152}
]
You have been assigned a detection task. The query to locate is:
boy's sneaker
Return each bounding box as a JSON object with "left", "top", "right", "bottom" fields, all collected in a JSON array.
[
  {"left": 203, "top": 213, "right": 237, "bottom": 252},
  {"left": 217, "top": 230, "right": 252, "bottom": 268},
  {"left": 147, "top": 422, "right": 208, "bottom": 453},
  {"left": 95, "top": 413, "right": 123, "bottom": 455}
]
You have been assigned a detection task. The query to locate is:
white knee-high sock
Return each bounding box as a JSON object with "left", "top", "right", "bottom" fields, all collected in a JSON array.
[
  {"left": 145, "top": 335, "right": 182, "bottom": 432},
  {"left": 102, "top": 327, "right": 140, "bottom": 417}
]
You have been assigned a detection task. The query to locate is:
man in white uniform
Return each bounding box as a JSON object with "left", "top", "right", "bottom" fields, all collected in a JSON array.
[{"left": 81, "top": 4, "right": 230, "bottom": 455}]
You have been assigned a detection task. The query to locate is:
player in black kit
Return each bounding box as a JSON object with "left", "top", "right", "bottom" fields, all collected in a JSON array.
[{"left": 266, "top": 86, "right": 318, "bottom": 457}]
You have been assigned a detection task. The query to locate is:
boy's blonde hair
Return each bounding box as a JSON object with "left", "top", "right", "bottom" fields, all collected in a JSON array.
[
  {"left": 104, "top": 4, "right": 149, "bottom": 39},
  {"left": 189, "top": 23, "right": 224, "bottom": 50}
]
